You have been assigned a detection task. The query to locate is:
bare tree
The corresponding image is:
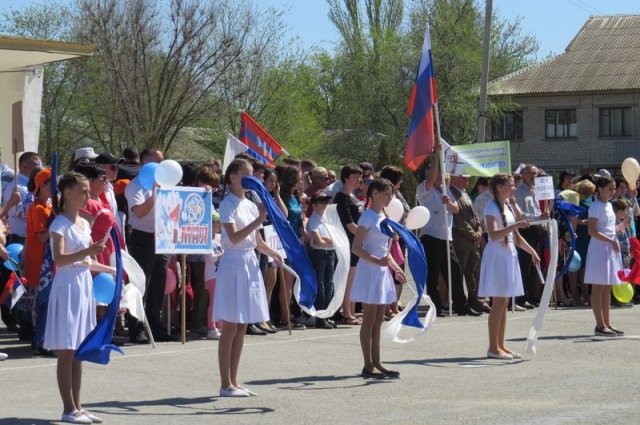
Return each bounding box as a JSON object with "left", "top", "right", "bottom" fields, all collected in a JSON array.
[{"left": 73, "top": 0, "right": 268, "bottom": 154}]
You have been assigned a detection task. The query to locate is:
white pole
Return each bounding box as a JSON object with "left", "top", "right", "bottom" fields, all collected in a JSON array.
[{"left": 433, "top": 103, "right": 453, "bottom": 318}]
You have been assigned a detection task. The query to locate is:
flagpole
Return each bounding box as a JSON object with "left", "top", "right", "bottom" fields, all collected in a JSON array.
[{"left": 433, "top": 102, "right": 452, "bottom": 318}]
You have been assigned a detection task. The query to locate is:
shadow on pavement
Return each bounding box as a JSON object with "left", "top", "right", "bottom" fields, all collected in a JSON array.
[
  {"left": 507, "top": 334, "right": 594, "bottom": 342},
  {"left": 386, "top": 356, "right": 528, "bottom": 368},
  {"left": 0, "top": 419, "right": 54, "bottom": 425},
  {"left": 246, "top": 374, "right": 393, "bottom": 390},
  {"left": 83, "top": 396, "right": 275, "bottom": 416}
]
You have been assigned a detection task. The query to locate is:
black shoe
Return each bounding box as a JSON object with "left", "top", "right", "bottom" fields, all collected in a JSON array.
[
  {"left": 246, "top": 324, "right": 268, "bottom": 336},
  {"left": 436, "top": 310, "right": 447, "bottom": 318},
  {"left": 381, "top": 369, "right": 400, "bottom": 378},
  {"left": 361, "top": 367, "right": 386, "bottom": 379},
  {"left": 520, "top": 301, "right": 535, "bottom": 310},
  {"left": 455, "top": 306, "right": 482, "bottom": 317},
  {"left": 129, "top": 331, "right": 150, "bottom": 344},
  {"left": 256, "top": 323, "right": 277, "bottom": 334},
  {"left": 326, "top": 319, "right": 338, "bottom": 328},
  {"left": 32, "top": 347, "right": 55, "bottom": 357},
  {"left": 315, "top": 318, "right": 333, "bottom": 329},
  {"left": 608, "top": 325, "right": 624, "bottom": 336},
  {"left": 155, "top": 333, "right": 179, "bottom": 342},
  {"left": 594, "top": 326, "right": 617, "bottom": 337}
]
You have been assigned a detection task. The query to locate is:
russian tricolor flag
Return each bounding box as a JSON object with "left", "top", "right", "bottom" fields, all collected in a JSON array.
[
  {"left": 405, "top": 22, "right": 438, "bottom": 171},
  {"left": 0, "top": 272, "right": 25, "bottom": 310},
  {"left": 239, "top": 112, "right": 287, "bottom": 167}
]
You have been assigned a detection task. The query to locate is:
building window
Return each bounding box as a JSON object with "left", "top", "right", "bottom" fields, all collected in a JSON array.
[
  {"left": 545, "top": 109, "right": 577, "bottom": 138},
  {"left": 491, "top": 111, "right": 523, "bottom": 141},
  {"left": 600, "top": 107, "right": 632, "bottom": 137}
]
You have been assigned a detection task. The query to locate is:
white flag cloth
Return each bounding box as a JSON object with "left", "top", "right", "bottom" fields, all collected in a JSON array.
[
  {"left": 290, "top": 204, "right": 350, "bottom": 319},
  {"left": 525, "top": 219, "right": 559, "bottom": 354},
  {"left": 223, "top": 134, "right": 249, "bottom": 174}
]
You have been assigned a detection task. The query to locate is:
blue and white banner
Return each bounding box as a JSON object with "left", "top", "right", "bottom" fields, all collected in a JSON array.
[{"left": 155, "top": 187, "right": 213, "bottom": 254}]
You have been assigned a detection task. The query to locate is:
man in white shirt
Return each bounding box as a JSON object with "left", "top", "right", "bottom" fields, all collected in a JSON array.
[
  {"left": 416, "top": 145, "right": 481, "bottom": 317},
  {"left": 125, "top": 148, "right": 177, "bottom": 342}
]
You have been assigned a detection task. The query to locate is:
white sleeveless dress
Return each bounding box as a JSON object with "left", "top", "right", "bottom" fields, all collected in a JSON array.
[
  {"left": 44, "top": 215, "right": 96, "bottom": 351},
  {"left": 584, "top": 200, "right": 622, "bottom": 285},
  {"left": 478, "top": 202, "right": 524, "bottom": 298},
  {"left": 350, "top": 209, "right": 397, "bottom": 305}
]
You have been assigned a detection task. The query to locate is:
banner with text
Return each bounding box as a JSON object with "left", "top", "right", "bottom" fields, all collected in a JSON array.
[
  {"left": 442, "top": 140, "right": 511, "bottom": 177},
  {"left": 155, "top": 187, "right": 213, "bottom": 254}
]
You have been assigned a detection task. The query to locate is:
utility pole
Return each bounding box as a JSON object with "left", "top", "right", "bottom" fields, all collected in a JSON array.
[{"left": 476, "top": 0, "right": 493, "bottom": 143}]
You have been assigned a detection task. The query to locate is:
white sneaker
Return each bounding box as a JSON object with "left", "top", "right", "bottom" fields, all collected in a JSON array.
[
  {"left": 61, "top": 410, "right": 92, "bottom": 424},
  {"left": 80, "top": 410, "right": 103, "bottom": 423},
  {"left": 207, "top": 329, "right": 221, "bottom": 340},
  {"left": 219, "top": 387, "right": 250, "bottom": 397},
  {"left": 239, "top": 386, "right": 258, "bottom": 396},
  {"left": 0, "top": 352, "right": 7, "bottom": 361}
]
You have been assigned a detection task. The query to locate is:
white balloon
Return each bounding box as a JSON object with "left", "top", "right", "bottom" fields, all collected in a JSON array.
[
  {"left": 155, "top": 159, "right": 183, "bottom": 187},
  {"left": 621, "top": 157, "right": 640, "bottom": 191},
  {"left": 406, "top": 206, "right": 430, "bottom": 230},
  {"left": 384, "top": 198, "right": 404, "bottom": 222}
]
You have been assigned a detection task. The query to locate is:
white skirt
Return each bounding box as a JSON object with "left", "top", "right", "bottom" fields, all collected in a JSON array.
[
  {"left": 351, "top": 260, "right": 397, "bottom": 305},
  {"left": 478, "top": 241, "right": 524, "bottom": 298},
  {"left": 213, "top": 250, "right": 269, "bottom": 323},
  {"left": 44, "top": 267, "right": 96, "bottom": 351},
  {"left": 584, "top": 238, "right": 622, "bottom": 285}
]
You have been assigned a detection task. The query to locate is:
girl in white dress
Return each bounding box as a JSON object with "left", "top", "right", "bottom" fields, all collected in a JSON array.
[
  {"left": 214, "top": 158, "right": 283, "bottom": 397},
  {"left": 584, "top": 176, "right": 622, "bottom": 337},
  {"left": 479, "top": 174, "right": 540, "bottom": 360},
  {"left": 351, "top": 178, "right": 406, "bottom": 379},
  {"left": 44, "top": 172, "right": 115, "bottom": 424}
]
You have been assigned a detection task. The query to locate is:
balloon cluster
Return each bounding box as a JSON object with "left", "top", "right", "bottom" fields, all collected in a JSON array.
[
  {"left": 139, "top": 160, "right": 184, "bottom": 190},
  {"left": 383, "top": 198, "right": 431, "bottom": 230}
]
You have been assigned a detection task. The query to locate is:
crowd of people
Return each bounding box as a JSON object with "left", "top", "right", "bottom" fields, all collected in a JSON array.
[{"left": 0, "top": 142, "right": 637, "bottom": 421}]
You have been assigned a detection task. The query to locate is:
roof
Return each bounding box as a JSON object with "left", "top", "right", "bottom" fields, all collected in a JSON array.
[
  {"left": 0, "top": 35, "right": 95, "bottom": 71},
  {"left": 490, "top": 15, "right": 640, "bottom": 96}
]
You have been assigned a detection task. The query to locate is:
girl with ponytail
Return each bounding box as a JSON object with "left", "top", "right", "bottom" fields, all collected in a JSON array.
[
  {"left": 478, "top": 173, "right": 540, "bottom": 360},
  {"left": 351, "top": 178, "right": 406, "bottom": 378}
]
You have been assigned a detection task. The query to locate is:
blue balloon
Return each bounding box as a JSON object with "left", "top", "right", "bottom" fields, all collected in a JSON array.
[
  {"left": 93, "top": 273, "right": 116, "bottom": 304},
  {"left": 139, "top": 162, "right": 158, "bottom": 190},
  {"left": 568, "top": 251, "right": 582, "bottom": 272},
  {"left": 3, "top": 243, "right": 23, "bottom": 271}
]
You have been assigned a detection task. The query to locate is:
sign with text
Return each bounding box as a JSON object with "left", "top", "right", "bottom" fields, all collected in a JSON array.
[
  {"left": 155, "top": 186, "right": 213, "bottom": 254},
  {"left": 442, "top": 140, "right": 511, "bottom": 177},
  {"left": 534, "top": 176, "right": 555, "bottom": 200}
]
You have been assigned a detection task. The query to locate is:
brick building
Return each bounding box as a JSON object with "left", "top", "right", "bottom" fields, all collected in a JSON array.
[{"left": 488, "top": 14, "right": 640, "bottom": 175}]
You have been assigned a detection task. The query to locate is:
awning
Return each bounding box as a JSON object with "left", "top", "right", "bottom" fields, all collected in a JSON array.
[{"left": 0, "top": 36, "right": 95, "bottom": 72}]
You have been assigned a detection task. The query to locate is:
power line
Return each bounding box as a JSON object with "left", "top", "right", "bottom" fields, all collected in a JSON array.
[{"left": 574, "top": 0, "right": 605, "bottom": 15}]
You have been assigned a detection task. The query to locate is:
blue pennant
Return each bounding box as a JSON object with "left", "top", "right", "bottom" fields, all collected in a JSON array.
[
  {"left": 380, "top": 218, "right": 427, "bottom": 329},
  {"left": 554, "top": 197, "right": 585, "bottom": 280},
  {"left": 241, "top": 176, "right": 317, "bottom": 309},
  {"left": 75, "top": 227, "right": 124, "bottom": 364}
]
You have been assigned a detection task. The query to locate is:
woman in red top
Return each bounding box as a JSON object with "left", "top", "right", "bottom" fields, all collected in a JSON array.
[
  {"left": 75, "top": 164, "right": 124, "bottom": 266},
  {"left": 25, "top": 168, "right": 52, "bottom": 288}
]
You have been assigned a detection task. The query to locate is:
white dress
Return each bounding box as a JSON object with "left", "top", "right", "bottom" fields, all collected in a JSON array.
[
  {"left": 213, "top": 194, "right": 269, "bottom": 323},
  {"left": 584, "top": 200, "right": 622, "bottom": 285},
  {"left": 350, "top": 209, "right": 397, "bottom": 305},
  {"left": 44, "top": 216, "right": 96, "bottom": 351},
  {"left": 478, "top": 202, "right": 524, "bottom": 298}
]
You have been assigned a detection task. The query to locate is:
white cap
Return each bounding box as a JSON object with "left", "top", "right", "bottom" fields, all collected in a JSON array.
[
  {"left": 594, "top": 169, "right": 611, "bottom": 178},
  {"left": 74, "top": 147, "right": 98, "bottom": 162}
]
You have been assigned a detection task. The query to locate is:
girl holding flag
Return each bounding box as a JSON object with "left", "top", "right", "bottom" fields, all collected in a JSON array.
[
  {"left": 351, "top": 178, "right": 405, "bottom": 378},
  {"left": 479, "top": 174, "right": 540, "bottom": 360},
  {"left": 214, "top": 158, "right": 283, "bottom": 397},
  {"left": 44, "top": 172, "right": 116, "bottom": 424}
]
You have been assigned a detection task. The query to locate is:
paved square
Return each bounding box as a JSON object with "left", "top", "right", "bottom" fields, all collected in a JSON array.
[{"left": 1, "top": 306, "right": 638, "bottom": 424}]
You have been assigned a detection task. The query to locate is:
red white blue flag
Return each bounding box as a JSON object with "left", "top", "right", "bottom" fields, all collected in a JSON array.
[
  {"left": 239, "top": 112, "right": 287, "bottom": 167},
  {"left": 406, "top": 22, "right": 438, "bottom": 171}
]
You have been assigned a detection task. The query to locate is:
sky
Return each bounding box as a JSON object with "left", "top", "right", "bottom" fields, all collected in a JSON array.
[{"left": 2, "top": 0, "right": 640, "bottom": 58}]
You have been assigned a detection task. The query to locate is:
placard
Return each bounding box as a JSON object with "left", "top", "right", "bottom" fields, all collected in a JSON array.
[
  {"left": 155, "top": 186, "right": 213, "bottom": 254},
  {"left": 534, "top": 176, "right": 555, "bottom": 200}
]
